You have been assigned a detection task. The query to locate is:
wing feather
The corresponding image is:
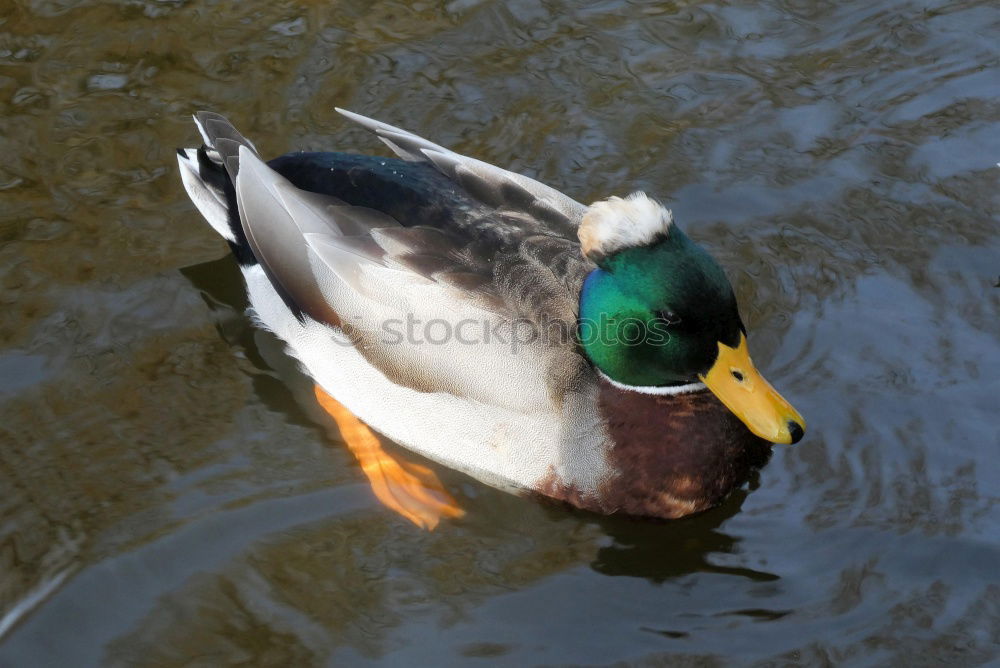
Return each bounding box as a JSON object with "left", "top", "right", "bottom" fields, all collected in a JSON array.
[{"left": 335, "top": 108, "right": 588, "bottom": 237}]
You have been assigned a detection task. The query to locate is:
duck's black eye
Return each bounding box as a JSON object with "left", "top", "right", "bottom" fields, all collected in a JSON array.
[
  {"left": 731, "top": 370, "right": 745, "bottom": 382},
  {"left": 656, "top": 310, "right": 680, "bottom": 326}
]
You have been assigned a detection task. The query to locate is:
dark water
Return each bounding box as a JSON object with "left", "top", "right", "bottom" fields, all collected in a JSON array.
[{"left": 1, "top": 0, "right": 998, "bottom": 664}]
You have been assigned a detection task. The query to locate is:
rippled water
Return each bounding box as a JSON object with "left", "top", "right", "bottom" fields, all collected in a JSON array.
[{"left": 1, "top": 0, "right": 998, "bottom": 664}]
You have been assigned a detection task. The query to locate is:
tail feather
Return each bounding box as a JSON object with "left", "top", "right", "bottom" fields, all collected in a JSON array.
[
  {"left": 193, "top": 111, "right": 258, "bottom": 177},
  {"left": 177, "top": 112, "right": 259, "bottom": 265},
  {"left": 176, "top": 146, "right": 235, "bottom": 243}
]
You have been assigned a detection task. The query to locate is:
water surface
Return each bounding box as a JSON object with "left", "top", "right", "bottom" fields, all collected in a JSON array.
[{"left": 1, "top": 0, "right": 998, "bottom": 664}]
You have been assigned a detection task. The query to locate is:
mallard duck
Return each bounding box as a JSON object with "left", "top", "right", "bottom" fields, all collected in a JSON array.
[{"left": 177, "top": 109, "right": 805, "bottom": 527}]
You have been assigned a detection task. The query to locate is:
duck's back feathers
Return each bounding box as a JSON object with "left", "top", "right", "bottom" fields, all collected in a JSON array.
[{"left": 335, "top": 107, "right": 587, "bottom": 236}]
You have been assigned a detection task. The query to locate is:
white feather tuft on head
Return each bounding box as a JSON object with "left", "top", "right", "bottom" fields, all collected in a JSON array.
[{"left": 577, "top": 192, "right": 673, "bottom": 262}]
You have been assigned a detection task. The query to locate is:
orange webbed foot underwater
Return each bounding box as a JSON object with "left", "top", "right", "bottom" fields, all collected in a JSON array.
[{"left": 314, "top": 386, "right": 465, "bottom": 530}]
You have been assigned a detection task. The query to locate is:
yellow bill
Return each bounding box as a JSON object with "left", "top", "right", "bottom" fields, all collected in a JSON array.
[{"left": 699, "top": 333, "right": 806, "bottom": 444}]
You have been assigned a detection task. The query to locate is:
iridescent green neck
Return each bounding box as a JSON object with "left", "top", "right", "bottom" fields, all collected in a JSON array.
[{"left": 577, "top": 227, "right": 741, "bottom": 386}]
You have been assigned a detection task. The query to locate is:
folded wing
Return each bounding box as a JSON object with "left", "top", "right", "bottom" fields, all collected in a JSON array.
[{"left": 195, "top": 112, "right": 593, "bottom": 407}]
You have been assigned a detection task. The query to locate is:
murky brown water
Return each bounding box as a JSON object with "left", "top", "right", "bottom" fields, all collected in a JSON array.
[{"left": 1, "top": 0, "right": 998, "bottom": 664}]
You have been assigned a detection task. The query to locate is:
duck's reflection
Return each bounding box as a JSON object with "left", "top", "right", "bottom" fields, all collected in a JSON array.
[
  {"left": 584, "top": 483, "right": 778, "bottom": 582},
  {"left": 181, "top": 255, "right": 320, "bottom": 431}
]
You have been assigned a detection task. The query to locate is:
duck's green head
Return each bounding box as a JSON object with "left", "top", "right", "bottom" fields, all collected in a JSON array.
[{"left": 577, "top": 193, "right": 805, "bottom": 445}]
